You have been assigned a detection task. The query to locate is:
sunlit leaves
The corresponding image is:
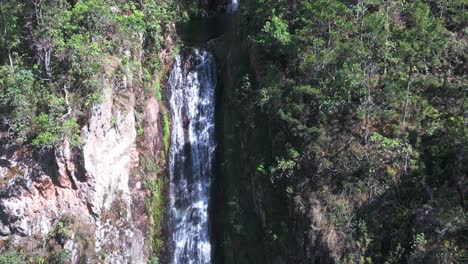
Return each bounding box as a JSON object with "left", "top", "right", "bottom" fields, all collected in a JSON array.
[{"left": 262, "top": 14, "right": 291, "bottom": 45}]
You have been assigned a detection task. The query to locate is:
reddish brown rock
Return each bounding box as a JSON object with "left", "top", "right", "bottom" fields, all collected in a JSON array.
[{"left": 143, "top": 97, "right": 161, "bottom": 156}]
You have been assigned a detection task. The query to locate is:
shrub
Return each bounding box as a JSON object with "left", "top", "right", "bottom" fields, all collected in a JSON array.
[
  {"left": 0, "top": 251, "right": 25, "bottom": 264},
  {"left": 146, "top": 178, "right": 165, "bottom": 254},
  {"left": 162, "top": 111, "right": 170, "bottom": 154}
]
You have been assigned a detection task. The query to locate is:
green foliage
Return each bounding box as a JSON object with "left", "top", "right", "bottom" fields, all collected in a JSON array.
[
  {"left": 172, "top": 46, "right": 180, "bottom": 59},
  {"left": 162, "top": 111, "right": 171, "bottom": 154},
  {"left": 0, "top": 1, "right": 22, "bottom": 53},
  {"left": 0, "top": 68, "right": 36, "bottom": 142},
  {"left": 408, "top": 233, "right": 428, "bottom": 263},
  {"left": 228, "top": 0, "right": 467, "bottom": 262},
  {"left": 143, "top": 0, "right": 177, "bottom": 51},
  {"left": 177, "top": 0, "right": 200, "bottom": 20},
  {"left": 261, "top": 14, "right": 291, "bottom": 45},
  {"left": 32, "top": 114, "right": 80, "bottom": 148},
  {"left": 0, "top": 251, "right": 25, "bottom": 264},
  {"left": 149, "top": 256, "right": 160, "bottom": 264},
  {"left": 32, "top": 113, "right": 60, "bottom": 148},
  {"left": 137, "top": 126, "right": 144, "bottom": 137},
  {"left": 155, "top": 81, "right": 162, "bottom": 101},
  {"left": 48, "top": 249, "right": 70, "bottom": 264},
  {"left": 0, "top": 66, "right": 81, "bottom": 148},
  {"left": 146, "top": 177, "right": 165, "bottom": 254},
  {"left": 270, "top": 148, "right": 300, "bottom": 183},
  {"left": 140, "top": 147, "right": 166, "bottom": 256},
  {"left": 384, "top": 243, "right": 403, "bottom": 264},
  {"left": 0, "top": 0, "right": 181, "bottom": 148},
  {"left": 117, "top": 4, "right": 146, "bottom": 33}
]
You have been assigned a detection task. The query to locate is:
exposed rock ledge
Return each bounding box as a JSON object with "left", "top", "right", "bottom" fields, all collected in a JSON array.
[{"left": 0, "top": 81, "right": 149, "bottom": 263}]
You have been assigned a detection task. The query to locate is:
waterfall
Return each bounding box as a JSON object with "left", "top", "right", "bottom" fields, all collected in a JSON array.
[
  {"left": 228, "top": 0, "right": 239, "bottom": 13},
  {"left": 168, "top": 49, "right": 216, "bottom": 264}
]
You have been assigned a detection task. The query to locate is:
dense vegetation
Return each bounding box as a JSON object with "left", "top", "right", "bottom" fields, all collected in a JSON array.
[
  {"left": 1, "top": 0, "right": 466, "bottom": 263},
  {"left": 0, "top": 0, "right": 178, "bottom": 148},
  {"left": 221, "top": 0, "right": 466, "bottom": 263}
]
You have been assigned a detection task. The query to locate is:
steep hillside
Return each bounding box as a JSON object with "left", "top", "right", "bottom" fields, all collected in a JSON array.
[{"left": 216, "top": 0, "right": 466, "bottom": 263}]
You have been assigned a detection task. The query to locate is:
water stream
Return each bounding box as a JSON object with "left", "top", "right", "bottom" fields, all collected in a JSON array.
[
  {"left": 168, "top": 50, "right": 217, "bottom": 264},
  {"left": 228, "top": 0, "right": 238, "bottom": 13}
]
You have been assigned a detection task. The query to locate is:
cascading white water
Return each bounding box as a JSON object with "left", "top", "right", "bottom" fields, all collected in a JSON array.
[
  {"left": 168, "top": 49, "right": 216, "bottom": 264},
  {"left": 228, "top": 0, "right": 239, "bottom": 13}
]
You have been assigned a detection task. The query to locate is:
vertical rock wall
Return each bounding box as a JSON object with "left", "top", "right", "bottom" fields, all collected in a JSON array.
[{"left": 0, "top": 47, "right": 173, "bottom": 262}]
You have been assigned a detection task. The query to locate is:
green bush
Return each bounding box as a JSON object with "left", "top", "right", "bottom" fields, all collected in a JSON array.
[
  {"left": 162, "top": 111, "right": 171, "bottom": 154},
  {"left": 0, "top": 251, "right": 25, "bottom": 264},
  {"left": 146, "top": 177, "right": 165, "bottom": 254},
  {"left": 48, "top": 249, "right": 70, "bottom": 264}
]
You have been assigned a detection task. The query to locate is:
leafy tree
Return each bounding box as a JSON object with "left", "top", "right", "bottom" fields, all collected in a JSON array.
[{"left": 223, "top": 0, "right": 467, "bottom": 262}]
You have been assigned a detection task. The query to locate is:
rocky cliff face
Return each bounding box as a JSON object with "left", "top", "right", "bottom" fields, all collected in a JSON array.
[
  {"left": 0, "top": 82, "right": 143, "bottom": 263},
  {"left": 0, "top": 41, "right": 175, "bottom": 264}
]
